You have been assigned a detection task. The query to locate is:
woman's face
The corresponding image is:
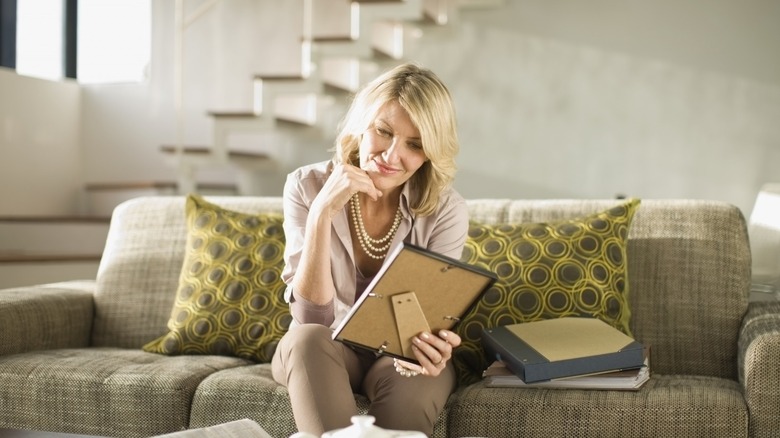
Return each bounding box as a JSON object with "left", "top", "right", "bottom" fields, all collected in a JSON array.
[{"left": 359, "top": 100, "right": 427, "bottom": 194}]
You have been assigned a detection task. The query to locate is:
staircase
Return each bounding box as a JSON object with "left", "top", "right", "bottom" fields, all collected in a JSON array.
[
  {"left": 160, "top": 0, "right": 502, "bottom": 201},
  {"left": 3, "top": 0, "right": 502, "bottom": 291}
]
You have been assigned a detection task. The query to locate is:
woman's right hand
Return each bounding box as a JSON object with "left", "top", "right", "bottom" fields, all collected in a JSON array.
[{"left": 312, "top": 163, "right": 382, "bottom": 219}]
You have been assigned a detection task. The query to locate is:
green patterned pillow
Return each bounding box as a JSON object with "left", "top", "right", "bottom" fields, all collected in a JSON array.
[
  {"left": 143, "top": 194, "right": 291, "bottom": 362},
  {"left": 453, "top": 199, "right": 640, "bottom": 385}
]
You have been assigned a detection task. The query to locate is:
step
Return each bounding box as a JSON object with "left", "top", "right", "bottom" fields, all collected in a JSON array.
[
  {"left": 311, "top": 0, "right": 422, "bottom": 59},
  {"left": 0, "top": 216, "right": 107, "bottom": 290},
  {"left": 357, "top": 0, "right": 424, "bottom": 23},
  {"left": 253, "top": 74, "right": 324, "bottom": 118},
  {"left": 0, "top": 261, "right": 100, "bottom": 290},
  {"left": 275, "top": 93, "right": 319, "bottom": 126},
  {"left": 320, "top": 57, "right": 381, "bottom": 93},
  {"left": 421, "top": 0, "right": 453, "bottom": 25},
  {"left": 0, "top": 217, "right": 110, "bottom": 259},
  {"left": 311, "top": 0, "right": 358, "bottom": 42},
  {"left": 160, "top": 145, "right": 271, "bottom": 161},
  {"left": 371, "top": 20, "right": 408, "bottom": 59},
  {"left": 253, "top": 74, "right": 324, "bottom": 94},
  {"left": 277, "top": 93, "right": 346, "bottom": 132},
  {"left": 207, "top": 112, "right": 275, "bottom": 145},
  {"left": 458, "top": 0, "right": 505, "bottom": 7},
  {"left": 84, "top": 181, "right": 238, "bottom": 216},
  {"left": 309, "top": 0, "right": 454, "bottom": 41},
  {"left": 160, "top": 144, "right": 275, "bottom": 180}
]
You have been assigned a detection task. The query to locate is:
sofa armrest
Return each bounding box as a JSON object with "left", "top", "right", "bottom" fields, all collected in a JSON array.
[
  {"left": 738, "top": 300, "right": 780, "bottom": 438},
  {"left": 0, "top": 280, "right": 95, "bottom": 356}
]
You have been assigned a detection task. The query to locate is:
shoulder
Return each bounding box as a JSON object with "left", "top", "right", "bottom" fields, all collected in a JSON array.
[
  {"left": 284, "top": 161, "right": 333, "bottom": 205},
  {"left": 434, "top": 186, "right": 467, "bottom": 218},
  {"left": 287, "top": 160, "right": 334, "bottom": 183},
  {"left": 412, "top": 186, "right": 468, "bottom": 228},
  {"left": 285, "top": 160, "right": 333, "bottom": 196}
]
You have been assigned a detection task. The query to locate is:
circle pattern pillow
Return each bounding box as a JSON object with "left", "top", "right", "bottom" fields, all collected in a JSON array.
[
  {"left": 453, "top": 199, "right": 640, "bottom": 385},
  {"left": 143, "top": 194, "right": 291, "bottom": 362}
]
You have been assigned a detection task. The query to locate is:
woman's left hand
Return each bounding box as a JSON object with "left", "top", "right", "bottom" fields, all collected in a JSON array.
[{"left": 396, "top": 329, "right": 462, "bottom": 378}]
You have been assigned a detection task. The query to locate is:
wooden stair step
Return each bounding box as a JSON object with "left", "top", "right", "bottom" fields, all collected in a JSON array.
[
  {"left": 85, "top": 181, "right": 238, "bottom": 192},
  {"left": 312, "top": 0, "right": 358, "bottom": 41},
  {"left": 0, "top": 216, "right": 110, "bottom": 224},
  {"left": 0, "top": 253, "right": 102, "bottom": 263},
  {"left": 312, "top": 35, "right": 356, "bottom": 43},
  {"left": 207, "top": 111, "right": 261, "bottom": 118},
  {"left": 320, "top": 57, "right": 380, "bottom": 93},
  {"left": 255, "top": 74, "right": 308, "bottom": 81},
  {"left": 0, "top": 216, "right": 111, "bottom": 265},
  {"left": 274, "top": 93, "right": 324, "bottom": 126},
  {"left": 160, "top": 145, "right": 271, "bottom": 160},
  {"left": 0, "top": 257, "right": 101, "bottom": 289},
  {"left": 84, "top": 181, "right": 240, "bottom": 216}
]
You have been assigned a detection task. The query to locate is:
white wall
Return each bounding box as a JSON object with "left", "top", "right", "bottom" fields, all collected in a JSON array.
[
  {"left": 0, "top": 68, "right": 83, "bottom": 216},
  {"left": 417, "top": 0, "right": 780, "bottom": 215}
]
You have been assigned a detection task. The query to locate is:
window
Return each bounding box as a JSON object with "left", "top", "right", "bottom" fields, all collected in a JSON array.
[
  {"left": 8, "top": 0, "right": 150, "bottom": 83},
  {"left": 78, "top": 0, "right": 150, "bottom": 84},
  {"left": 15, "top": 0, "right": 64, "bottom": 80}
]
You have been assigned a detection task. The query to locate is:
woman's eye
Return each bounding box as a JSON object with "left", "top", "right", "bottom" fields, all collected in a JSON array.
[
  {"left": 377, "top": 128, "right": 391, "bottom": 137},
  {"left": 408, "top": 143, "right": 423, "bottom": 150}
]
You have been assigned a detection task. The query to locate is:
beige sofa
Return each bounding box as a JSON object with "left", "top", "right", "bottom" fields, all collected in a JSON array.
[{"left": 0, "top": 196, "right": 778, "bottom": 438}]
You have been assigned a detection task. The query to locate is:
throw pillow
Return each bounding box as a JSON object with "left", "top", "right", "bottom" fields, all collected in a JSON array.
[
  {"left": 143, "top": 194, "right": 291, "bottom": 362},
  {"left": 453, "top": 199, "right": 640, "bottom": 386}
]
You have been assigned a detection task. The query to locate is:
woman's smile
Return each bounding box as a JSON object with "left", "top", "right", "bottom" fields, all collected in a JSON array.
[
  {"left": 359, "top": 100, "right": 426, "bottom": 194},
  {"left": 372, "top": 159, "right": 401, "bottom": 175}
]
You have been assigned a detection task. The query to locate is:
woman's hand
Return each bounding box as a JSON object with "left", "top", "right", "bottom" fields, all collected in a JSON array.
[
  {"left": 312, "top": 163, "right": 382, "bottom": 219},
  {"left": 396, "top": 329, "right": 461, "bottom": 378}
]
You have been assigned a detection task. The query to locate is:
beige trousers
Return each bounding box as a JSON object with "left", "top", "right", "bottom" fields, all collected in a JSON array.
[{"left": 272, "top": 324, "right": 456, "bottom": 436}]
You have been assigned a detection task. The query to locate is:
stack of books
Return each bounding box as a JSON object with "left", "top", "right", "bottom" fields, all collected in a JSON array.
[{"left": 481, "top": 317, "right": 650, "bottom": 391}]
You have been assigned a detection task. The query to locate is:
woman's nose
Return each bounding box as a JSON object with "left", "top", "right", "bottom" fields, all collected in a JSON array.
[{"left": 382, "top": 140, "right": 400, "bottom": 163}]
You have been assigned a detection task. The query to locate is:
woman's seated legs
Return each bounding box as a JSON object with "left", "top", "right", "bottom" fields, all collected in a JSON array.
[
  {"left": 272, "top": 323, "right": 373, "bottom": 434},
  {"left": 362, "top": 355, "right": 457, "bottom": 435}
]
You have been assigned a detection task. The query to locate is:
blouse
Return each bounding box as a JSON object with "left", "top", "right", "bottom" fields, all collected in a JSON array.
[{"left": 281, "top": 160, "right": 469, "bottom": 328}]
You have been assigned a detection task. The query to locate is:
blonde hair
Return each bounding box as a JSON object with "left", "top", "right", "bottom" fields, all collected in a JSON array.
[{"left": 333, "top": 63, "right": 459, "bottom": 216}]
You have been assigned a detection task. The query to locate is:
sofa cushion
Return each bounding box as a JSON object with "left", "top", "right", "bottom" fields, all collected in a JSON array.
[
  {"left": 189, "top": 364, "right": 368, "bottom": 438},
  {"left": 143, "top": 194, "right": 291, "bottom": 363},
  {"left": 454, "top": 199, "right": 640, "bottom": 385},
  {"left": 188, "top": 364, "right": 451, "bottom": 438},
  {"left": 0, "top": 348, "right": 249, "bottom": 437},
  {"left": 446, "top": 375, "right": 747, "bottom": 438}
]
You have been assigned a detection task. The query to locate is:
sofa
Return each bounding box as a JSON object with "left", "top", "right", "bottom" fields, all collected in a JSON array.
[{"left": 1, "top": 195, "right": 779, "bottom": 438}]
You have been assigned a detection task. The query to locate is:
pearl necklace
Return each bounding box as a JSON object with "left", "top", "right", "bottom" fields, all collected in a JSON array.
[{"left": 350, "top": 193, "right": 402, "bottom": 260}]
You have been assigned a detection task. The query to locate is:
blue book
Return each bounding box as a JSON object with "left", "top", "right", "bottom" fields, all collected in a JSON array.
[{"left": 481, "top": 317, "right": 645, "bottom": 383}]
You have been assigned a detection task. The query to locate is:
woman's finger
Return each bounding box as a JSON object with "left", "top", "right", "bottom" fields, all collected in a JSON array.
[
  {"left": 411, "top": 332, "right": 454, "bottom": 376},
  {"left": 333, "top": 164, "right": 381, "bottom": 201},
  {"left": 438, "top": 329, "right": 461, "bottom": 348}
]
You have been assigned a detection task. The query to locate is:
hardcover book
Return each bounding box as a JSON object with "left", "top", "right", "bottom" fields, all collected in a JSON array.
[
  {"left": 482, "top": 349, "right": 650, "bottom": 390},
  {"left": 481, "top": 317, "right": 645, "bottom": 383}
]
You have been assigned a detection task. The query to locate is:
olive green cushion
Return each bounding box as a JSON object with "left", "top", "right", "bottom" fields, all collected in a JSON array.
[
  {"left": 143, "top": 194, "right": 291, "bottom": 363},
  {"left": 453, "top": 199, "right": 640, "bottom": 385}
]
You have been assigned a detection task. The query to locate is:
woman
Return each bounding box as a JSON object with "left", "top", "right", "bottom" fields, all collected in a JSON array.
[{"left": 272, "top": 63, "right": 469, "bottom": 436}]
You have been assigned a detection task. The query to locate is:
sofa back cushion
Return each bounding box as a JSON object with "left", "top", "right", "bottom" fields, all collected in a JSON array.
[
  {"left": 466, "top": 199, "right": 750, "bottom": 379},
  {"left": 93, "top": 197, "right": 750, "bottom": 380},
  {"left": 91, "top": 196, "right": 285, "bottom": 348}
]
